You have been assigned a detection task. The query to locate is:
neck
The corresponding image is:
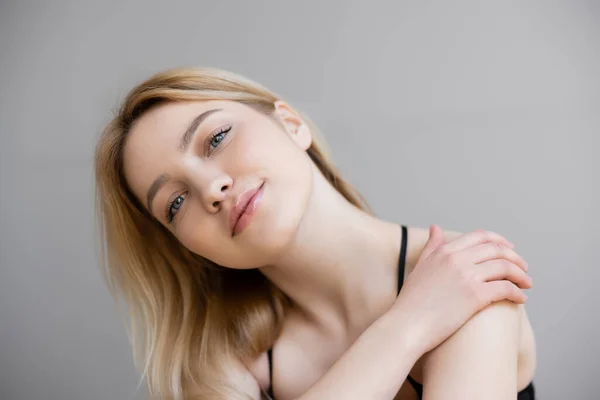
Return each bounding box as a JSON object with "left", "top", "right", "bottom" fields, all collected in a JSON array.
[{"left": 260, "top": 166, "right": 402, "bottom": 339}]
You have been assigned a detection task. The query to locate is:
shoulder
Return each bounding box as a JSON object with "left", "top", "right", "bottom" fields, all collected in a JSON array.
[
  {"left": 404, "top": 225, "right": 463, "bottom": 275},
  {"left": 405, "top": 225, "right": 536, "bottom": 390}
]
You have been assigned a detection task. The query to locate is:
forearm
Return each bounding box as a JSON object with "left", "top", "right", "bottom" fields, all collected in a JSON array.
[
  {"left": 422, "top": 300, "right": 521, "bottom": 399},
  {"left": 296, "top": 306, "right": 420, "bottom": 400}
]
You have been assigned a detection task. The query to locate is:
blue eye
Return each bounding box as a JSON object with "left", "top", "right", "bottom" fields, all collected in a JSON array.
[
  {"left": 210, "top": 133, "right": 224, "bottom": 148},
  {"left": 166, "top": 193, "right": 186, "bottom": 223},
  {"left": 207, "top": 124, "right": 232, "bottom": 152}
]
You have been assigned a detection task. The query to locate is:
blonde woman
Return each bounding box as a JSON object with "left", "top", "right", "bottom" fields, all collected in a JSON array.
[{"left": 95, "top": 67, "right": 536, "bottom": 399}]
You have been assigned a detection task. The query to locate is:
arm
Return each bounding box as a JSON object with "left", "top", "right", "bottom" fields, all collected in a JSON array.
[
  {"left": 422, "top": 300, "right": 521, "bottom": 399},
  {"left": 296, "top": 227, "right": 528, "bottom": 400},
  {"left": 238, "top": 305, "right": 523, "bottom": 400},
  {"left": 419, "top": 229, "right": 522, "bottom": 399},
  {"left": 296, "top": 306, "right": 421, "bottom": 400},
  {"left": 232, "top": 306, "right": 421, "bottom": 400}
]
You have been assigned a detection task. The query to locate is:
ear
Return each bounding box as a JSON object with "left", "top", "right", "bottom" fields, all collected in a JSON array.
[{"left": 273, "top": 100, "right": 312, "bottom": 151}]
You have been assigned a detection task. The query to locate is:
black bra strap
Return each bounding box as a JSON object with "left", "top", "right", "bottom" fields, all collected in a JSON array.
[
  {"left": 267, "top": 348, "right": 274, "bottom": 397},
  {"left": 406, "top": 374, "right": 424, "bottom": 396},
  {"left": 398, "top": 225, "right": 408, "bottom": 294},
  {"left": 398, "top": 225, "right": 424, "bottom": 396}
]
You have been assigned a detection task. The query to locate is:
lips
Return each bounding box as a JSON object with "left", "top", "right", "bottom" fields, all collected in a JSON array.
[{"left": 229, "top": 182, "right": 264, "bottom": 236}]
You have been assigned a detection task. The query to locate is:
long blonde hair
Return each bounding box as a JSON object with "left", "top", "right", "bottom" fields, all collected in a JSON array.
[{"left": 94, "top": 67, "right": 372, "bottom": 399}]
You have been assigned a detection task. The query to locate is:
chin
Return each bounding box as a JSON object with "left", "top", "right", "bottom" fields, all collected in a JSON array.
[
  {"left": 218, "top": 226, "right": 298, "bottom": 270},
  {"left": 247, "top": 207, "right": 303, "bottom": 251}
]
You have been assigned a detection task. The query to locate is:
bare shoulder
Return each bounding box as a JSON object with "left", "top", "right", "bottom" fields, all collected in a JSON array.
[
  {"left": 405, "top": 225, "right": 536, "bottom": 389},
  {"left": 403, "top": 225, "right": 463, "bottom": 275}
]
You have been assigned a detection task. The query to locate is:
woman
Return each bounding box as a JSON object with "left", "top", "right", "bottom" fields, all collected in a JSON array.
[{"left": 95, "top": 67, "right": 536, "bottom": 399}]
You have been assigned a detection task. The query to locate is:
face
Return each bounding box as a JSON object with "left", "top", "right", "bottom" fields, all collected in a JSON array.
[{"left": 123, "top": 100, "right": 314, "bottom": 269}]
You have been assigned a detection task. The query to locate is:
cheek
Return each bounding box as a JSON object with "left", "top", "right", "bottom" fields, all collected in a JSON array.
[
  {"left": 230, "top": 125, "right": 300, "bottom": 172},
  {"left": 228, "top": 132, "right": 278, "bottom": 172},
  {"left": 175, "top": 212, "right": 226, "bottom": 261}
]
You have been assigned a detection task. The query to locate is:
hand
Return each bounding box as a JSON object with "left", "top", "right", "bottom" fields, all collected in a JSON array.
[{"left": 391, "top": 225, "right": 532, "bottom": 355}]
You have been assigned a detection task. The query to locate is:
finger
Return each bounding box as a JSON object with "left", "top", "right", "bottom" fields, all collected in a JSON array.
[
  {"left": 482, "top": 281, "right": 528, "bottom": 305},
  {"left": 419, "top": 225, "right": 446, "bottom": 261},
  {"left": 444, "top": 229, "right": 515, "bottom": 253},
  {"left": 477, "top": 260, "right": 533, "bottom": 289},
  {"left": 464, "top": 242, "right": 528, "bottom": 272}
]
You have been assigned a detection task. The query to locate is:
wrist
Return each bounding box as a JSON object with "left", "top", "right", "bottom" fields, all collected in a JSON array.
[{"left": 383, "top": 304, "right": 424, "bottom": 363}]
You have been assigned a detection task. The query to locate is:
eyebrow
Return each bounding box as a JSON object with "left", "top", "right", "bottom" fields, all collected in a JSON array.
[
  {"left": 146, "top": 173, "right": 169, "bottom": 214},
  {"left": 145, "top": 108, "right": 223, "bottom": 215},
  {"left": 178, "top": 108, "right": 223, "bottom": 152}
]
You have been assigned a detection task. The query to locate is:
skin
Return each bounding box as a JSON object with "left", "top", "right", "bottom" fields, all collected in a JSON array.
[{"left": 123, "top": 100, "right": 536, "bottom": 399}]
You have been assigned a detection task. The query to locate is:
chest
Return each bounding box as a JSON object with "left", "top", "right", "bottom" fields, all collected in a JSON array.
[{"left": 267, "top": 326, "right": 423, "bottom": 400}]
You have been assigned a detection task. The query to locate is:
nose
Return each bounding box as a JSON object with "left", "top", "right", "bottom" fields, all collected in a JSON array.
[
  {"left": 187, "top": 164, "right": 232, "bottom": 212},
  {"left": 204, "top": 175, "right": 232, "bottom": 212}
]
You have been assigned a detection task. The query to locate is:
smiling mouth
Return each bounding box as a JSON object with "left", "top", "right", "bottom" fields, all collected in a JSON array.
[{"left": 231, "top": 182, "right": 265, "bottom": 237}]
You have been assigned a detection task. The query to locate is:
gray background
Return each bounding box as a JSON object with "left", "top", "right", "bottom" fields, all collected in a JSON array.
[{"left": 1, "top": 1, "right": 598, "bottom": 399}]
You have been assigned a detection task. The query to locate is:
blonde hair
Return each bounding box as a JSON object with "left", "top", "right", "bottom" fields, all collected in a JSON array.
[{"left": 94, "top": 67, "right": 372, "bottom": 399}]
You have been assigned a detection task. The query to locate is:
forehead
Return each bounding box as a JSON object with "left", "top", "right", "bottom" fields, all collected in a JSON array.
[{"left": 129, "top": 99, "right": 254, "bottom": 141}]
